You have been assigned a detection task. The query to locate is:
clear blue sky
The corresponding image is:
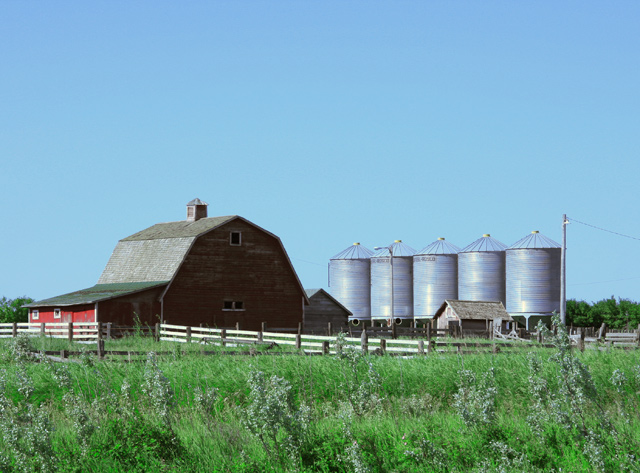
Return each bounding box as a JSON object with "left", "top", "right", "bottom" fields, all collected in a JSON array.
[{"left": 2, "top": 1, "right": 639, "bottom": 304}]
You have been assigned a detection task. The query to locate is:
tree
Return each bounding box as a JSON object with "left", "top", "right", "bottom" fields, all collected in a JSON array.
[{"left": 0, "top": 296, "right": 34, "bottom": 323}]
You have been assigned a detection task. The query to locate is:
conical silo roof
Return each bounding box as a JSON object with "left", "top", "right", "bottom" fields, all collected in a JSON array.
[
  {"left": 461, "top": 234, "right": 507, "bottom": 252},
  {"left": 372, "top": 240, "right": 416, "bottom": 257},
  {"left": 508, "top": 231, "right": 561, "bottom": 249},
  {"left": 331, "top": 243, "right": 374, "bottom": 260},
  {"left": 416, "top": 238, "right": 461, "bottom": 255}
]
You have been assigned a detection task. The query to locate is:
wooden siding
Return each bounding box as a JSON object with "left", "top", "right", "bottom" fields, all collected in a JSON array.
[
  {"left": 97, "top": 287, "right": 164, "bottom": 326},
  {"left": 162, "top": 219, "right": 305, "bottom": 330},
  {"left": 303, "top": 291, "right": 350, "bottom": 335},
  {"left": 30, "top": 304, "right": 95, "bottom": 324}
]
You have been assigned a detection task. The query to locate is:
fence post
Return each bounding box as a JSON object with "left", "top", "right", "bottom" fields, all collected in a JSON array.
[
  {"left": 637, "top": 323, "right": 640, "bottom": 348},
  {"left": 379, "top": 338, "right": 386, "bottom": 355},
  {"left": 186, "top": 326, "right": 192, "bottom": 343},
  {"left": 106, "top": 323, "right": 112, "bottom": 340},
  {"left": 298, "top": 322, "right": 302, "bottom": 336},
  {"left": 322, "top": 340, "right": 329, "bottom": 355},
  {"left": 12, "top": 323, "right": 17, "bottom": 338},
  {"left": 154, "top": 323, "right": 160, "bottom": 342},
  {"left": 426, "top": 324, "right": 432, "bottom": 354},
  {"left": 295, "top": 333, "right": 301, "bottom": 350},
  {"left": 41, "top": 322, "right": 45, "bottom": 336},
  {"left": 391, "top": 321, "right": 397, "bottom": 339},
  {"left": 236, "top": 322, "right": 240, "bottom": 331},
  {"left": 361, "top": 327, "right": 368, "bottom": 354},
  {"left": 221, "top": 329, "right": 227, "bottom": 347},
  {"left": 597, "top": 323, "right": 607, "bottom": 342},
  {"left": 261, "top": 322, "right": 267, "bottom": 333},
  {"left": 327, "top": 322, "right": 332, "bottom": 336},
  {"left": 97, "top": 339, "right": 104, "bottom": 360},
  {"left": 418, "top": 340, "right": 424, "bottom": 355},
  {"left": 579, "top": 328, "right": 586, "bottom": 352},
  {"left": 68, "top": 322, "right": 73, "bottom": 343}
]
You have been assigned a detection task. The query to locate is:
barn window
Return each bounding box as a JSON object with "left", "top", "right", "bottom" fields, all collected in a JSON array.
[
  {"left": 54, "top": 309, "right": 61, "bottom": 319},
  {"left": 230, "top": 232, "right": 241, "bottom": 246},
  {"left": 32, "top": 310, "right": 39, "bottom": 320},
  {"left": 223, "top": 301, "right": 244, "bottom": 311}
]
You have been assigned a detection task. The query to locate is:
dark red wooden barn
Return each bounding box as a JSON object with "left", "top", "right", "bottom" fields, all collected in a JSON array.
[{"left": 26, "top": 199, "right": 309, "bottom": 331}]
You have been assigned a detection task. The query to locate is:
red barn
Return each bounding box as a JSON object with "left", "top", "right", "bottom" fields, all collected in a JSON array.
[{"left": 26, "top": 199, "right": 309, "bottom": 331}]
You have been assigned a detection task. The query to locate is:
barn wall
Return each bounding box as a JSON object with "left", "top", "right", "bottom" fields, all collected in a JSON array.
[
  {"left": 97, "top": 288, "right": 164, "bottom": 326},
  {"left": 303, "top": 292, "right": 350, "bottom": 335},
  {"left": 162, "top": 219, "right": 305, "bottom": 330},
  {"left": 30, "top": 305, "right": 95, "bottom": 324}
]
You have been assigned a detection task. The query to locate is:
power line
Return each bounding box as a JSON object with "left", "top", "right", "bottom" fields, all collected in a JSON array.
[
  {"left": 568, "top": 217, "right": 640, "bottom": 241},
  {"left": 569, "top": 275, "right": 640, "bottom": 286}
]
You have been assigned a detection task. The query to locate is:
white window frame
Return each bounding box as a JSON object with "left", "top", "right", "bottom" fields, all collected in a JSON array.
[
  {"left": 53, "top": 309, "right": 61, "bottom": 319},
  {"left": 230, "top": 231, "right": 242, "bottom": 246},
  {"left": 32, "top": 310, "right": 39, "bottom": 320}
]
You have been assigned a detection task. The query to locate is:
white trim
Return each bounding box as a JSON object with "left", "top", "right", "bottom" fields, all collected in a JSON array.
[
  {"left": 32, "top": 310, "right": 39, "bottom": 320},
  {"left": 53, "top": 309, "right": 61, "bottom": 319}
]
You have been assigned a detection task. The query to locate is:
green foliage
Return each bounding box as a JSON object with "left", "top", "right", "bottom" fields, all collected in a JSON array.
[
  {"left": 0, "top": 336, "right": 639, "bottom": 472},
  {"left": 566, "top": 296, "right": 640, "bottom": 328},
  {"left": 0, "top": 296, "right": 34, "bottom": 323}
]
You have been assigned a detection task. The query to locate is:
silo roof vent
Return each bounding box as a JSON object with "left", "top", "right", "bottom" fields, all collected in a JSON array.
[
  {"left": 508, "top": 231, "right": 561, "bottom": 249},
  {"left": 416, "top": 238, "right": 461, "bottom": 255},
  {"left": 331, "top": 243, "right": 375, "bottom": 260},
  {"left": 461, "top": 234, "right": 507, "bottom": 252}
]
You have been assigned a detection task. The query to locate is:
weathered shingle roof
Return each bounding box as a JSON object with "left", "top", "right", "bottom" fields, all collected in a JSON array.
[
  {"left": 25, "top": 282, "right": 168, "bottom": 307},
  {"left": 98, "top": 216, "right": 237, "bottom": 284},
  {"left": 123, "top": 216, "right": 236, "bottom": 241},
  {"left": 434, "top": 300, "right": 513, "bottom": 321}
]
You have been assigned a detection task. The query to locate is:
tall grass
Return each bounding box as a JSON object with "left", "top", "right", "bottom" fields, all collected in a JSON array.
[{"left": 0, "top": 327, "right": 639, "bottom": 472}]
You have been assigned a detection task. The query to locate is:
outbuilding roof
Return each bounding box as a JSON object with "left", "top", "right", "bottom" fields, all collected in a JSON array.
[
  {"left": 24, "top": 282, "right": 168, "bottom": 307},
  {"left": 304, "top": 288, "right": 352, "bottom": 315},
  {"left": 433, "top": 300, "right": 513, "bottom": 321}
]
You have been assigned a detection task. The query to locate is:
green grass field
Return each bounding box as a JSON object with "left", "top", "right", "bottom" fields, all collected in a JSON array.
[{"left": 0, "top": 327, "right": 639, "bottom": 472}]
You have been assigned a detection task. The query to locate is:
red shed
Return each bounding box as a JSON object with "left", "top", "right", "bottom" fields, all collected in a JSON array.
[{"left": 26, "top": 199, "right": 309, "bottom": 331}]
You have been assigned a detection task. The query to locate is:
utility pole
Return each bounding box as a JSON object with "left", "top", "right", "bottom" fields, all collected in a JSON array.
[{"left": 560, "top": 214, "right": 568, "bottom": 325}]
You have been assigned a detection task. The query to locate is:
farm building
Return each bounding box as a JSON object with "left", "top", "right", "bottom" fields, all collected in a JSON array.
[
  {"left": 433, "top": 299, "right": 514, "bottom": 333},
  {"left": 25, "top": 199, "right": 309, "bottom": 331},
  {"left": 303, "top": 288, "right": 351, "bottom": 335}
]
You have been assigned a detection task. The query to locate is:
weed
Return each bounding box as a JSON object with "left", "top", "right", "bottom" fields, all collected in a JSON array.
[{"left": 242, "top": 366, "right": 310, "bottom": 469}]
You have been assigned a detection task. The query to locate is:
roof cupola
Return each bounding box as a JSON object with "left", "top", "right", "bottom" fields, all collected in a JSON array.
[{"left": 186, "top": 198, "right": 208, "bottom": 222}]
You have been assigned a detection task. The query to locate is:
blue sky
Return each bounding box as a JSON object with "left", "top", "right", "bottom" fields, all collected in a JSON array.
[{"left": 2, "top": 1, "right": 639, "bottom": 303}]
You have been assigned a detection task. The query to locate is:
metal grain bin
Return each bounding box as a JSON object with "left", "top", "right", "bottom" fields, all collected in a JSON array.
[
  {"left": 506, "top": 231, "right": 561, "bottom": 329},
  {"left": 458, "top": 234, "right": 507, "bottom": 304},
  {"left": 413, "top": 238, "right": 461, "bottom": 321},
  {"left": 329, "top": 243, "right": 374, "bottom": 323},
  {"left": 370, "top": 240, "right": 416, "bottom": 323}
]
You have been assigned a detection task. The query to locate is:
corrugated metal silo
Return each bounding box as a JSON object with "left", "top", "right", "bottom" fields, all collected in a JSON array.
[
  {"left": 413, "top": 238, "right": 461, "bottom": 321},
  {"left": 329, "top": 243, "right": 374, "bottom": 322},
  {"left": 458, "top": 234, "right": 507, "bottom": 304},
  {"left": 506, "top": 231, "right": 561, "bottom": 328},
  {"left": 370, "top": 240, "right": 416, "bottom": 323}
]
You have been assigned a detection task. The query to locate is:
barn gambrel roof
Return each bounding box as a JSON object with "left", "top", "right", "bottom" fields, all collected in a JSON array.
[
  {"left": 98, "top": 216, "right": 237, "bottom": 284},
  {"left": 29, "top": 214, "right": 309, "bottom": 307}
]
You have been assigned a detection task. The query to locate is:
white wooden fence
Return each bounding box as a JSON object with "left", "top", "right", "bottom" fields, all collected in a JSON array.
[
  {"left": 0, "top": 322, "right": 99, "bottom": 341},
  {"left": 160, "top": 323, "right": 428, "bottom": 355}
]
